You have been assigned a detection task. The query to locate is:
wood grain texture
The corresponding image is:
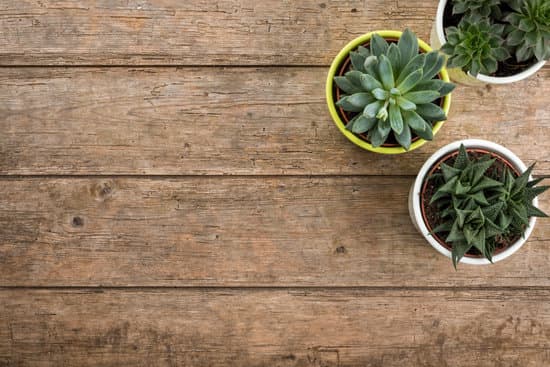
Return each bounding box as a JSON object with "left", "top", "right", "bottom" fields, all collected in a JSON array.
[
  {"left": 1, "top": 67, "right": 549, "bottom": 175},
  {"left": 1, "top": 177, "right": 549, "bottom": 287},
  {"left": 2, "top": 288, "right": 550, "bottom": 366},
  {"left": 0, "top": 0, "right": 440, "bottom": 66}
]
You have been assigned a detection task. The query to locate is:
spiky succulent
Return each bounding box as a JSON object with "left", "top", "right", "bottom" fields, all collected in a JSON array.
[
  {"left": 451, "top": 0, "right": 503, "bottom": 18},
  {"left": 494, "top": 164, "right": 550, "bottom": 232},
  {"left": 504, "top": 0, "right": 550, "bottom": 62},
  {"left": 334, "top": 29, "right": 455, "bottom": 150},
  {"left": 441, "top": 14, "right": 511, "bottom": 76},
  {"left": 428, "top": 145, "right": 548, "bottom": 267}
]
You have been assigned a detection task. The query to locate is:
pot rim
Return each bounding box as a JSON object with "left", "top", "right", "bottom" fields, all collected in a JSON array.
[
  {"left": 326, "top": 30, "right": 452, "bottom": 154},
  {"left": 435, "top": 0, "right": 546, "bottom": 84},
  {"left": 411, "top": 139, "right": 539, "bottom": 265}
]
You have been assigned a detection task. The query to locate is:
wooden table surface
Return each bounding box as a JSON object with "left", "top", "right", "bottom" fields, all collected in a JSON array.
[{"left": 1, "top": 1, "right": 549, "bottom": 366}]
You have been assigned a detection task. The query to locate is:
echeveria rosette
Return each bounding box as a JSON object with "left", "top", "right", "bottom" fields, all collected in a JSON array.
[
  {"left": 334, "top": 29, "right": 455, "bottom": 150},
  {"left": 504, "top": 0, "right": 550, "bottom": 62},
  {"left": 451, "top": 0, "right": 503, "bottom": 18},
  {"left": 441, "top": 15, "right": 510, "bottom": 76},
  {"left": 428, "top": 145, "right": 549, "bottom": 268}
]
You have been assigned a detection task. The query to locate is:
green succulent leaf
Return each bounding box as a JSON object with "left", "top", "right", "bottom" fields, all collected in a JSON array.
[
  {"left": 389, "top": 103, "right": 404, "bottom": 134},
  {"left": 378, "top": 55, "right": 395, "bottom": 89},
  {"left": 403, "top": 90, "right": 440, "bottom": 104},
  {"left": 439, "top": 82, "right": 456, "bottom": 96},
  {"left": 334, "top": 76, "right": 361, "bottom": 94},
  {"left": 344, "top": 71, "right": 364, "bottom": 87},
  {"left": 397, "top": 68, "right": 423, "bottom": 94},
  {"left": 350, "top": 51, "right": 367, "bottom": 72},
  {"left": 346, "top": 92, "right": 376, "bottom": 109},
  {"left": 422, "top": 52, "right": 446, "bottom": 81},
  {"left": 371, "top": 34, "right": 389, "bottom": 57},
  {"left": 396, "top": 54, "right": 426, "bottom": 85},
  {"left": 369, "top": 120, "right": 390, "bottom": 147},
  {"left": 394, "top": 124, "right": 412, "bottom": 150},
  {"left": 351, "top": 115, "right": 378, "bottom": 134},
  {"left": 372, "top": 88, "right": 389, "bottom": 100},
  {"left": 415, "top": 103, "right": 446, "bottom": 121},
  {"left": 398, "top": 28, "right": 419, "bottom": 66},
  {"left": 402, "top": 110, "right": 426, "bottom": 131},
  {"left": 454, "top": 145, "right": 470, "bottom": 170},
  {"left": 377, "top": 117, "right": 391, "bottom": 138},
  {"left": 335, "top": 95, "right": 364, "bottom": 112},
  {"left": 357, "top": 46, "right": 370, "bottom": 56},
  {"left": 387, "top": 43, "right": 403, "bottom": 75},
  {"left": 364, "top": 100, "right": 384, "bottom": 118},
  {"left": 507, "top": 29, "right": 524, "bottom": 46},
  {"left": 396, "top": 96, "right": 416, "bottom": 111},
  {"left": 527, "top": 205, "right": 549, "bottom": 218},
  {"left": 412, "top": 121, "right": 433, "bottom": 140},
  {"left": 345, "top": 114, "right": 360, "bottom": 131},
  {"left": 441, "top": 163, "right": 461, "bottom": 181},
  {"left": 360, "top": 73, "right": 383, "bottom": 92},
  {"left": 452, "top": 242, "right": 472, "bottom": 269}
]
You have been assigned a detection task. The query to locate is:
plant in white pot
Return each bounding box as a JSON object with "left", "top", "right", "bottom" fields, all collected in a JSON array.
[
  {"left": 409, "top": 140, "right": 548, "bottom": 267},
  {"left": 432, "top": 0, "right": 550, "bottom": 85}
]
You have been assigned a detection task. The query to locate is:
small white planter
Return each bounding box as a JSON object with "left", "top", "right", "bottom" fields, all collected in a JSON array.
[
  {"left": 432, "top": 0, "right": 546, "bottom": 85},
  {"left": 408, "top": 139, "right": 538, "bottom": 265}
]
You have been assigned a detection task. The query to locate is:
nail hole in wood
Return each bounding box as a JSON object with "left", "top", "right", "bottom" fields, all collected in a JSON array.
[
  {"left": 72, "top": 216, "right": 84, "bottom": 227},
  {"left": 335, "top": 246, "right": 347, "bottom": 254}
]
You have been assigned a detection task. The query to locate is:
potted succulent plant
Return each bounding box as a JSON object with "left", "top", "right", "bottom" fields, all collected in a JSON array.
[
  {"left": 326, "top": 29, "right": 455, "bottom": 154},
  {"left": 432, "top": 0, "right": 550, "bottom": 85},
  {"left": 409, "top": 139, "right": 548, "bottom": 267}
]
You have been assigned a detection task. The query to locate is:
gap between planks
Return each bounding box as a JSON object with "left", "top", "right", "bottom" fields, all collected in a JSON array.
[{"left": 3, "top": 285, "right": 550, "bottom": 291}]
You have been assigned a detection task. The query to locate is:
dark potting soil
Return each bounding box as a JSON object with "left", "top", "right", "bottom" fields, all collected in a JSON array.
[
  {"left": 421, "top": 150, "right": 522, "bottom": 257},
  {"left": 334, "top": 40, "right": 442, "bottom": 147},
  {"left": 443, "top": 0, "right": 539, "bottom": 77}
]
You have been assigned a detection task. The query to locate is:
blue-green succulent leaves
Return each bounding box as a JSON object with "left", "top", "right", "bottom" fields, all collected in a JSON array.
[{"left": 334, "top": 29, "right": 454, "bottom": 150}]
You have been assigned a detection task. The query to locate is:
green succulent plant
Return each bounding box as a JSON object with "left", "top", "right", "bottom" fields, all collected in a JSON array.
[
  {"left": 451, "top": 0, "right": 503, "bottom": 18},
  {"left": 441, "top": 14, "right": 510, "bottom": 76},
  {"left": 504, "top": 0, "right": 550, "bottom": 62},
  {"left": 493, "top": 164, "right": 550, "bottom": 232},
  {"left": 428, "top": 145, "right": 548, "bottom": 268},
  {"left": 334, "top": 29, "right": 455, "bottom": 150}
]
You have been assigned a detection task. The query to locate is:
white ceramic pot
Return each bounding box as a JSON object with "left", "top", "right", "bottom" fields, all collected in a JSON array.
[
  {"left": 408, "top": 139, "right": 539, "bottom": 265},
  {"left": 432, "top": 0, "right": 546, "bottom": 85}
]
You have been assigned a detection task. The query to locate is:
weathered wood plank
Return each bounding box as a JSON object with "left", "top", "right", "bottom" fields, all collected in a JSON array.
[
  {"left": 0, "top": 0, "right": 439, "bottom": 66},
  {"left": 1, "top": 177, "right": 549, "bottom": 287},
  {"left": 1, "top": 67, "right": 549, "bottom": 175},
  {"left": 2, "top": 288, "right": 550, "bottom": 366}
]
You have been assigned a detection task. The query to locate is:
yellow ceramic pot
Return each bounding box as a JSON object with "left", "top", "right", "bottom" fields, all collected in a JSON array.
[{"left": 326, "top": 30, "right": 452, "bottom": 154}]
